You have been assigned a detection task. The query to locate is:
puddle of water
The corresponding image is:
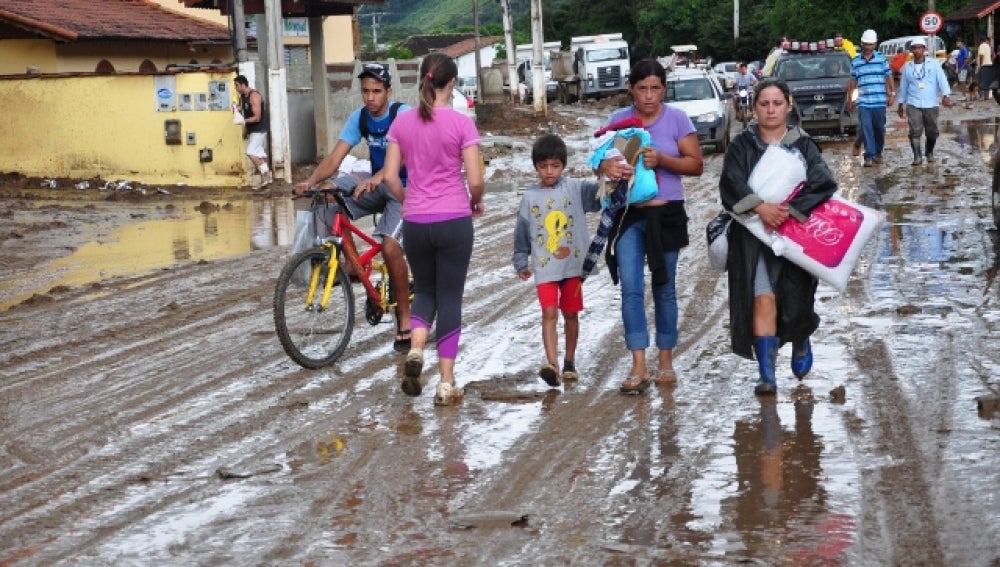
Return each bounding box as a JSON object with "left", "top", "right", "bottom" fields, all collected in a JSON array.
[{"left": 0, "top": 198, "right": 298, "bottom": 312}]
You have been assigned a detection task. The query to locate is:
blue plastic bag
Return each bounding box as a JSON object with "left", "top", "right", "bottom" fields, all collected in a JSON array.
[{"left": 587, "top": 127, "right": 657, "bottom": 207}]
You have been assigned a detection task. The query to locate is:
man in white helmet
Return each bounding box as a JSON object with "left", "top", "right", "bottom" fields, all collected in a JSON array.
[
  {"left": 897, "top": 37, "right": 951, "bottom": 165},
  {"left": 846, "top": 29, "right": 896, "bottom": 167}
]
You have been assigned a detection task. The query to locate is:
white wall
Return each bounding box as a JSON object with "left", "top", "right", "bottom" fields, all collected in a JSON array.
[{"left": 455, "top": 46, "right": 497, "bottom": 79}]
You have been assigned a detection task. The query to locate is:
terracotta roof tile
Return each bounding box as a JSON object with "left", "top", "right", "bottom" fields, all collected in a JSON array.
[
  {"left": 0, "top": 0, "right": 230, "bottom": 42},
  {"left": 437, "top": 36, "right": 502, "bottom": 58}
]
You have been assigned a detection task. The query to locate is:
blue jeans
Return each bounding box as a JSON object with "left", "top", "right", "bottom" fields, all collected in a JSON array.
[
  {"left": 614, "top": 219, "right": 679, "bottom": 352},
  {"left": 859, "top": 106, "right": 886, "bottom": 160}
]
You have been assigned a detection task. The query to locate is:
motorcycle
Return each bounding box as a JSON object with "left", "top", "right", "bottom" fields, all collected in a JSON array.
[{"left": 737, "top": 88, "right": 753, "bottom": 127}]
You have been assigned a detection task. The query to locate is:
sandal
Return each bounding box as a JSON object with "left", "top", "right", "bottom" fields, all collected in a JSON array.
[
  {"left": 653, "top": 368, "right": 677, "bottom": 385},
  {"left": 393, "top": 329, "right": 412, "bottom": 353},
  {"left": 619, "top": 374, "right": 651, "bottom": 395}
]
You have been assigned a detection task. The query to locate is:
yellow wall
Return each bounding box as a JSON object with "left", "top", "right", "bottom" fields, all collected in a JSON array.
[
  {"left": 323, "top": 17, "right": 355, "bottom": 63},
  {"left": 0, "top": 72, "right": 248, "bottom": 186},
  {"left": 0, "top": 40, "right": 57, "bottom": 74}
]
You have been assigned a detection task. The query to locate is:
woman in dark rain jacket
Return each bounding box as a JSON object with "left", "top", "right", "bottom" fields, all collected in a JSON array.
[{"left": 719, "top": 78, "right": 838, "bottom": 395}]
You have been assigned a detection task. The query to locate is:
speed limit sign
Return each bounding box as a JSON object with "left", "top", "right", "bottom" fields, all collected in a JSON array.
[{"left": 920, "top": 11, "right": 944, "bottom": 34}]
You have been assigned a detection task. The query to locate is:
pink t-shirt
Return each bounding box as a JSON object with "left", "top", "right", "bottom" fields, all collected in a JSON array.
[{"left": 387, "top": 107, "right": 481, "bottom": 219}]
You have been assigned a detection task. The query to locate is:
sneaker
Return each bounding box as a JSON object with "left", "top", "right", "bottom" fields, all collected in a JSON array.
[
  {"left": 560, "top": 360, "right": 579, "bottom": 382},
  {"left": 873, "top": 154, "right": 884, "bottom": 165},
  {"left": 863, "top": 159, "right": 873, "bottom": 167},
  {"left": 539, "top": 363, "right": 560, "bottom": 387},
  {"left": 926, "top": 153, "right": 936, "bottom": 163},
  {"left": 401, "top": 349, "right": 423, "bottom": 397},
  {"left": 434, "top": 382, "right": 463, "bottom": 406}
]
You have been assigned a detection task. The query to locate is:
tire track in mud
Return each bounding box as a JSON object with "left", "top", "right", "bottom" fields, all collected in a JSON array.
[{"left": 848, "top": 324, "right": 945, "bottom": 566}]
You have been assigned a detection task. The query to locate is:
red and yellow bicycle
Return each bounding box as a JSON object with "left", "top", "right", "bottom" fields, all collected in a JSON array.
[{"left": 273, "top": 188, "right": 409, "bottom": 368}]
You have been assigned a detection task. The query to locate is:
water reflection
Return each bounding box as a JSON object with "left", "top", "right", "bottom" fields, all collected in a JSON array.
[
  {"left": 0, "top": 198, "right": 298, "bottom": 312},
  {"left": 722, "top": 392, "right": 854, "bottom": 563}
]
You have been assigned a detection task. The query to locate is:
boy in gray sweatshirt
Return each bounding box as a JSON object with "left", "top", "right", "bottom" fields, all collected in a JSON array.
[{"left": 512, "top": 134, "right": 602, "bottom": 387}]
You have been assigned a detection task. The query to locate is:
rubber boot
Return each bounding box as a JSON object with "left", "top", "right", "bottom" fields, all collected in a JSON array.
[
  {"left": 791, "top": 337, "right": 813, "bottom": 380},
  {"left": 925, "top": 136, "right": 937, "bottom": 163},
  {"left": 909, "top": 138, "right": 923, "bottom": 166},
  {"left": 753, "top": 336, "right": 779, "bottom": 396}
]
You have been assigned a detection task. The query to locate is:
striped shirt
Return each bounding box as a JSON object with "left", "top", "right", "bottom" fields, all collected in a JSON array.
[{"left": 851, "top": 51, "right": 892, "bottom": 108}]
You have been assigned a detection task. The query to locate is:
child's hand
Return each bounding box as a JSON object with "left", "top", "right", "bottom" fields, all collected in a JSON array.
[{"left": 518, "top": 270, "right": 532, "bottom": 280}]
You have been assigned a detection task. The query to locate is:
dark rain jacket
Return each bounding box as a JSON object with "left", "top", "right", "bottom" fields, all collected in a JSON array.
[{"left": 719, "top": 125, "right": 839, "bottom": 359}]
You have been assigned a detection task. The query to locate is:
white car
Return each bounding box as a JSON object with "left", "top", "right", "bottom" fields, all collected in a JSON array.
[
  {"left": 451, "top": 88, "right": 476, "bottom": 121},
  {"left": 712, "top": 61, "right": 739, "bottom": 90},
  {"left": 666, "top": 67, "right": 731, "bottom": 153}
]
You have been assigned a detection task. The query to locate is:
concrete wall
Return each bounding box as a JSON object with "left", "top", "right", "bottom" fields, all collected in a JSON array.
[{"left": 0, "top": 71, "right": 247, "bottom": 186}]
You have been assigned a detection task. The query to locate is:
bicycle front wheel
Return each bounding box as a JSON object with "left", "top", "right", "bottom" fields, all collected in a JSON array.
[{"left": 273, "top": 248, "right": 355, "bottom": 368}]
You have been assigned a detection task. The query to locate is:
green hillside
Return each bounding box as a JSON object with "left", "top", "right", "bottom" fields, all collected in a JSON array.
[{"left": 358, "top": 0, "right": 526, "bottom": 46}]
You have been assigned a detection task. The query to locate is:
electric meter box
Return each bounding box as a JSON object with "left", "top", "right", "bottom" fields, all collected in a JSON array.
[
  {"left": 178, "top": 92, "right": 193, "bottom": 111},
  {"left": 208, "top": 80, "right": 231, "bottom": 110},
  {"left": 155, "top": 76, "right": 176, "bottom": 112},
  {"left": 164, "top": 119, "right": 182, "bottom": 144}
]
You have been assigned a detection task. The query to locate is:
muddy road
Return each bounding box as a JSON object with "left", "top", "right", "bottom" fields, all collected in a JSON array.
[{"left": 2, "top": 102, "right": 1000, "bottom": 566}]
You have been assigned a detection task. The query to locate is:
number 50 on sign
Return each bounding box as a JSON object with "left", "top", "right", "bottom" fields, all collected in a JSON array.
[{"left": 920, "top": 11, "right": 943, "bottom": 34}]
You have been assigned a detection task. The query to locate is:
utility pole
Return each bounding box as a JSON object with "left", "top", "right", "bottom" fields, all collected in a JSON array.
[
  {"left": 263, "top": 0, "right": 290, "bottom": 183},
  {"left": 530, "top": 0, "right": 546, "bottom": 115},
  {"left": 359, "top": 11, "right": 388, "bottom": 48},
  {"left": 473, "top": 0, "right": 483, "bottom": 103},
  {"left": 231, "top": 0, "right": 248, "bottom": 63},
  {"left": 499, "top": 0, "right": 518, "bottom": 102},
  {"left": 734, "top": 0, "right": 739, "bottom": 44}
]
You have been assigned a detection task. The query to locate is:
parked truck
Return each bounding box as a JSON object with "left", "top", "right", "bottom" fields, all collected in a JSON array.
[
  {"left": 514, "top": 41, "right": 560, "bottom": 101},
  {"left": 550, "top": 33, "right": 631, "bottom": 103}
]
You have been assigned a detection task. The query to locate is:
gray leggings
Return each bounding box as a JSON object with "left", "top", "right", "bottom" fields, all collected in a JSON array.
[{"left": 403, "top": 216, "right": 474, "bottom": 359}]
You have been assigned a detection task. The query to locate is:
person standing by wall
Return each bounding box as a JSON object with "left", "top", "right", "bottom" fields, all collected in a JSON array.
[
  {"left": 382, "top": 53, "right": 484, "bottom": 406},
  {"left": 897, "top": 37, "right": 952, "bottom": 165},
  {"left": 596, "top": 58, "right": 704, "bottom": 395},
  {"left": 233, "top": 75, "right": 271, "bottom": 186},
  {"left": 719, "top": 78, "right": 839, "bottom": 396},
  {"left": 846, "top": 29, "right": 895, "bottom": 168}
]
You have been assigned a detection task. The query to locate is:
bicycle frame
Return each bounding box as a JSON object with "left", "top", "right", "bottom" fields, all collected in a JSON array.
[{"left": 305, "top": 191, "right": 391, "bottom": 313}]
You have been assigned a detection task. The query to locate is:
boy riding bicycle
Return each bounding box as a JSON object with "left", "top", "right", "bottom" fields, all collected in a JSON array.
[{"left": 296, "top": 62, "right": 412, "bottom": 352}]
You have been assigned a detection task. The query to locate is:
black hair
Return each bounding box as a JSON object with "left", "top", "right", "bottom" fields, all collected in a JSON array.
[
  {"left": 753, "top": 77, "right": 792, "bottom": 103},
  {"left": 627, "top": 58, "right": 667, "bottom": 88},
  {"left": 531, "top": 134, "right": 567, "bottom": 166},
  {"left": 234, "top": 75, "right": 249, "bottom": 87}
]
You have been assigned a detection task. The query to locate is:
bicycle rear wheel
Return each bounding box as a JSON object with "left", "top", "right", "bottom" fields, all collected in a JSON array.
[{"left": 273, "top": 248, "right": 355, "bottom": 368}]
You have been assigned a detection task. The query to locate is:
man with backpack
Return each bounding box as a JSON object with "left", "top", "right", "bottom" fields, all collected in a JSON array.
[{"left": 296, "top": 62, "right": 413, "bottom": 352}]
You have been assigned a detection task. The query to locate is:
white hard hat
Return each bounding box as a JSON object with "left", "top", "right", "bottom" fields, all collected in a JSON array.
[
  {"left": 861, "top": 29, "right": 878, "bottom": 44},
  {"left": 911, "top": 37, "right": 926, "bottom": 47}
]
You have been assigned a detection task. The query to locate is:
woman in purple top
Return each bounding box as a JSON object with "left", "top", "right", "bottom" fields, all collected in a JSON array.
[
  {"left": 383, "top": 52, "right": 484, "bottom": 406},
  {"left": 597, "top": 58, "right": 704, "bottom": 394}
]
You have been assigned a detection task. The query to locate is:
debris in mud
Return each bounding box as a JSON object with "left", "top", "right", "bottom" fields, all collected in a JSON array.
[
  {"left": 216, "top": 464, "right": 282, "bottom": 480},
  {"left": 448, "top": 511, "right": 531, "bottom": 530},
  {"left": 896, "top": 304, "right": 922, "bottom": 315},
  {"left": 976, "top": 395, "right": 999, "bottom": 418},
  {"left": 830, "top": 385, "right": 847, "bottom": 403}
]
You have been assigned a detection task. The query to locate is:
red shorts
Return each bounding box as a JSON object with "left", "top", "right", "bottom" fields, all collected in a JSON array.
[{"left": 536, "top": 277, "right": 584, "bottom": 313}]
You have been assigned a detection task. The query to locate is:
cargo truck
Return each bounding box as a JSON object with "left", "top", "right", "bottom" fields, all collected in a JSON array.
[{"left": 550, "top": 33, "right": 631, "bottom": 103}]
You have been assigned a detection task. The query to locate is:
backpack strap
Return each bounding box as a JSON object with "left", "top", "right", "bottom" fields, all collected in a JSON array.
[{"left": 358, "top": 101, "right": 402, "bottom": 141}]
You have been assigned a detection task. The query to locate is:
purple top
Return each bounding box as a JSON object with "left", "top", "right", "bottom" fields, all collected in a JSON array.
[{"left": 607, "top": 104, "right": 695, "bottom": 202}]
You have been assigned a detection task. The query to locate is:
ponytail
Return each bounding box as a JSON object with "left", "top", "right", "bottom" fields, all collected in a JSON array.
[{"left": 417, "top": 53, "right": 458, "bottom": 122}]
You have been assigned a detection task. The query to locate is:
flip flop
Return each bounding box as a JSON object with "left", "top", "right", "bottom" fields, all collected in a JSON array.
[
  {"left": 619, "top": 374, "right": 651, "bottom": 395},
  {"left": 393, "top": 329, "right": 412, "bottom": 353}
]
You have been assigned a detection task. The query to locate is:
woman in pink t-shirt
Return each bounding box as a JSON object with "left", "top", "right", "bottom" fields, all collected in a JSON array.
[{"left": 383, "top": 52, "right": 484, "bottom": 406}]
